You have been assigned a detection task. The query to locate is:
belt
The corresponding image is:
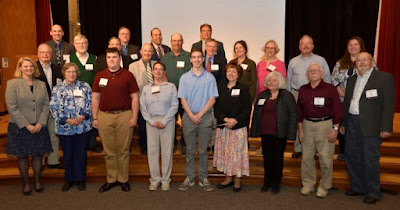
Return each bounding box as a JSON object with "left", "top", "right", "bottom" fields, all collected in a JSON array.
[
  {"left": 305, "top": 116, "right": 332, "bottom": 122},
  {"left": 103, "top": 110, "right": 129, "bottom": 114},
  {"left": 291, "top": 88, "right": 299, "bottom": 91}
]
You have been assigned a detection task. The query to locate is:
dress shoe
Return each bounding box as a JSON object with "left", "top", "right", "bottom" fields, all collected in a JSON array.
[
  {"left": 62, "top": 182, "right": 73, "bottom": 192},
  {"left": 363, "top": 195, "right": 379, "bottom": 204},
  {"left": 291, "top": 152, "right": 302, "bottom": 158},
  {"left": 233, "top": 186, "right": 242, "bottom": 192},
  {"left": 77, "top": 181, "right": 86, "bottom": 191},
  {"left": 140, "top": 147, "right": 147, "bottom": 155},
  {"left": 48, "top": 164, "right": 65, "bottom": 169},
  {"left": 261, "top": 184, "right": 271, "bottom": 192},
  {"left": 98, "top": 182, "right": 117, "bottom": 193},
  {"left": 23, "top": 190, "right": 32, "bottom": 196},
  {"left": 181, "top": 146, "right": 186, "bottom": 155},
  {"left": 120, "top": 182, "right": 131, "bottom": 192},
  {"left": 271, "top": 185, "right": 280, "bottom": 195},
  {"left": 34, "top": 182, "right": 44, "bottom": 193},
  {"left": 216, "top": 181, "right": 234, "bottom": 189},
  {"left": 345, "top": 189, "right": 363, "bottom": 196},
  {"left": 337, "top": 153, "right": 345, "bottom": 161},
  {"left": 88, "top": 146, "right": 102, "bottom": 153}
]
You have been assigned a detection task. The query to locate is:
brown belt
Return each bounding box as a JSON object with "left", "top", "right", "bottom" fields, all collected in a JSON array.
[{"left": 103, "top": 110, "right": 129, "bottom": 114}]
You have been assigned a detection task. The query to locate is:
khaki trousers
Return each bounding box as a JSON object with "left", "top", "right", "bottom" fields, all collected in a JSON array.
[
  {"left": 98, "top": 110, "right": 133, "bottom": 183},
  {"left": 301, "top": 119, "right": 335, "bottom": 190}
]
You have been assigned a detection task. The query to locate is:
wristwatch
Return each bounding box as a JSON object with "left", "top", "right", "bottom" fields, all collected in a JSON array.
[{"left": 332, "top": 126, "right": 339, "bottom": 131}]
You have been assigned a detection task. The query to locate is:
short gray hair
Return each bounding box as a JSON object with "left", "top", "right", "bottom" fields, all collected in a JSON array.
[
  {"left": 264, "top": 71, "right": 286, "bottom": 89},
  {"left": 306, "top": 63, "right": 325, "bottom": 80}
]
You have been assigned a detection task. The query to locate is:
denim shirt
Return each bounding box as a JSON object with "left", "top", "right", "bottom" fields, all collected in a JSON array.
[{"left": 49, "top": 80, "right": 92, "bottom": 135}]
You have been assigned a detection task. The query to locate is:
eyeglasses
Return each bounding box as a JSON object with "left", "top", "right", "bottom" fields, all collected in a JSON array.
[
  {"left": 307, "top": 69, "right": 320, "bottom": 73},
  {"left": 65, "top": 71, "right": 78, "bottom": 74},
  {"left": 39, "top": 51, "right": 51, "bottom": 54},
  {"left": 356, "top": 58, "right": 371, "bottom": 62}
]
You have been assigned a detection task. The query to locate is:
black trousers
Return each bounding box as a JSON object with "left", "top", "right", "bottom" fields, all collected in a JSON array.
[
  {"left": 261, "top": 134, "right": 287, "bottom": 186},
  {"left": 138, "top": 111, "right": 147, "bottom": 149},
  {"left": 174, "top": 99, "right": 185, "bottom": 147}
]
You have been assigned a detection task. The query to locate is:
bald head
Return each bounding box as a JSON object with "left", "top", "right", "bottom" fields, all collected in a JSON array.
[
  {"left": 171, "top": 32, "right": 183, "bottom": 53},
  {"left": 38, "top": 44, "right": 52, "bottom": 63},
  {"left": 50, "top": 24, "right": 64, "bottom": 43},
  {"left": 140, "top": 43, "right": 153, "bottom": 62}
]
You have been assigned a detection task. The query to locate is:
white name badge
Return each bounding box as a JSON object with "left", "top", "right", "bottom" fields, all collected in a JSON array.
[
  {"left": 99, "top": 78, "right": 108, "bottom": 87},
  {"left": 63, "top": 54, "right": 70, "bottom": 61},
  {"left": 366, "top": 89, "right": 378, "bottom": 98},
  {"left": 240, "top": 64, "right": 248, "bottom": 70},
  {"left": 85, "top": 64, "right": 94, "bottom": 71},
  {"left": 314, "top": 97, "right": 325, "bottom": 106},
  {"left": 176, "top": 61, "right": 185, "bottom": 68},
  {"left": 130, "top": 54, "right": 138, "bottom": 60},
  {"left": 258, "top": 99, "right": 266, "bottom": 105},
  {"left": 267, "top": 64, "right": 276, "bottom": 71},
  {"left": 211, "top": 64, "right": 219, "bottom": 71},
  {"left": 73, "top": 89, "right": 83, "bottom": 97},
  {"left": 56, "top": 78, "right": 62, "bottom": 85},
  {"left": 231, "top": 89, "right": 240, "bottom": 96},
  {"left": 151, "top": 86, "right": 160, "bottom": 94}
]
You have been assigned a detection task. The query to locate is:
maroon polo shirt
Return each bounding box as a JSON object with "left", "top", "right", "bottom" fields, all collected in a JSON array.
[
  {"left": 92, "top": 68, "right": 139, "bottom": 111},
  {"left": 297, "top": 81, "right": 343, "bottom": 124}
]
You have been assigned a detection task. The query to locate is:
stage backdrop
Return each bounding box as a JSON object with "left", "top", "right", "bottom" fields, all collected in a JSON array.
[{"left": 141, "top": 0, "right": 286, "bottom": 62}]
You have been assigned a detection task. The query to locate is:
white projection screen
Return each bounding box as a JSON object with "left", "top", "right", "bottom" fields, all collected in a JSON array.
[{"left": 141, "top": 0, "right": 286, "bottom": 62}]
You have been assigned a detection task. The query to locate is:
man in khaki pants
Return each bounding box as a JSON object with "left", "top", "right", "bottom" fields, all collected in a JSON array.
[{"left": 92, "top": 48, "right": 139, "bottom": 193}]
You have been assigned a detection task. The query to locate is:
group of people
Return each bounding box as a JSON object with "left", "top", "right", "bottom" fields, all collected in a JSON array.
[{"left": 5, "top": 23, "right": 395, "bottom": 205}]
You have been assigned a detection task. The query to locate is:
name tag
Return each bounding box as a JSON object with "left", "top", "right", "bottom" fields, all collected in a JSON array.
[
  {"left": 63, "top": 54, "right": 70, "bottom": 61},
  {"left": 366, "top": 89, "right": 378, "bottom": 98},
  {"left": 85, "top": 64, "right": 94, "bottom": 71},
  {"left": 314, "top": 97, "right": 325, "bottom": 106},
  {"left": 73, "top": 89, "right": 83, "bottom": 97},
  {"left": 130, "top": 54, "right": 138, "bottom": 60},
  {"left": 240, "top": 64, "right": 248, "bottom": 70},
  {"left": 267, "top": 64, "right": 276, "bottom": 72},
  {"left": 56, "top": 78, "right": 62, "bottom": 85},
  {"left": 99, "top": 78, "right": 108, "bottom": 87},
  {"left": 258, "top": 99, "right": 266, "bottom": 105},
  {"left": 231, "top": 89, "right": 240, "bottom": 96},
  {"left": 176, "top": 61, "right": 185, "bottom": 68},
  {"left": 151, "top": 86, "right": 160, "bottom": 94},
  {"left": 211, "top": 64, "right": 219, "bottom": 71}
]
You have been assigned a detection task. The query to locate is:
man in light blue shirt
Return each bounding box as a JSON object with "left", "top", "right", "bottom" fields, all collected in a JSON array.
[
  {"left": 286, "top": 35, "right": 331, "bottom": 158},
  {"left": 177, "top": 49, "right": 218, "bottom": 192}
]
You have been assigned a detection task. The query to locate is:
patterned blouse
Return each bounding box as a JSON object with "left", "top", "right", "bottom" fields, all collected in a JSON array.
[{"left": 49, "top": 80, "right": 92, "bottom": 135}]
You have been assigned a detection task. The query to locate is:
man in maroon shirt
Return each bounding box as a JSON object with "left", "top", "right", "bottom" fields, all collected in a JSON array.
[
  {"left": 297, "top": 63, "right": 343, "bottom": 198},
  {"left": 92, "top": 48, "right": 139, "bottom": 193}
]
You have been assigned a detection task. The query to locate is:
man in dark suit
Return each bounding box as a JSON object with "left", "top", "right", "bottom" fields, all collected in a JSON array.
[
  {"left": 36, "top": 43, "right": 64, "bottom": 169},
  {"left": 150, "top": 28, "right": 171, "bottom": 61},
  {"left": 44, "top": 24, "right": 75, "bottom": 67},
  {"left": 341, "top": 52, "right": 395, "bottom": 204},
  {"left": 191, "top": 23, "right": 226, "bottom": 60},
  {"left": 203, "top": 39, "right": 227, "bottom": 84},
  {"left": 118, "top": 26, "right": 140, "bottom": 61},
  {"left": 94, "top": 37, "right": 134, "bottom": 73}
]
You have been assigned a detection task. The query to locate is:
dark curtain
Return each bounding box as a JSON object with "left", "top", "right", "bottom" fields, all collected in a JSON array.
[
  {"left": 50, "top": 0, "right": 70, "bottom": 42},
  {"left": 79, "top": 0, "right": 142, "bottom": 56},
  {"left": 377, "top": 0, "right": 400, "bottom": 112},
  {"left": 35, "top": 0, "right": 52, "bottom": 45},
  {"left": 285, "top": 0, "right": 379, "bottom": 70}
]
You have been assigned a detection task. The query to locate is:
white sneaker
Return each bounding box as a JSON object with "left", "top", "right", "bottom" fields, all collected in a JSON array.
[
  {"left": 300, "top": 187, "right": 315, "bottom": 196},
  {"left": 178, "top": 178, "right": 195, "bottom": 191},
  {"left": 161, "top": 183, "right": 170, "bottom": 191},
  {"left": 316, "top": 187, "right": 328, "bottom": 198},
  {"left": 149, "top": 182, "right": 159, "bottom": 191},
  {"left": 198, "top": 178, "right": 214, "bottom": 192}
]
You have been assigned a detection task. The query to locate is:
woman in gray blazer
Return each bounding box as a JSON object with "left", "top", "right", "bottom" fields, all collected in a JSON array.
[{"left": 5, "top": 57, "right": 53, "bottom": 196}]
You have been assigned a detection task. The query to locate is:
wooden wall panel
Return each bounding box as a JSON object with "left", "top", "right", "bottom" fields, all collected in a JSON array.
[{"left": 0, "top": 0, "right": 37, "bottom": 113}]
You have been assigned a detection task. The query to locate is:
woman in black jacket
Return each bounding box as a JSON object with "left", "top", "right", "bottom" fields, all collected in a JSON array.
[{"left": 250, "top": 71, "right": 297, "bottom": 194}]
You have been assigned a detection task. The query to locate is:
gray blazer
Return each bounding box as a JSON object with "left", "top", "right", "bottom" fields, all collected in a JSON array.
[
  {"left": 44, "top": 40, "right": 75, "bottom": 67},
  {"left": 128, "top": 59, "right": 156, "bottom": 96},
  {"left": 5, "top": 78, "right": 49, "bottom": 129},
  {"left": 343, "top": 69, "right": 395, "bottom": 136}
]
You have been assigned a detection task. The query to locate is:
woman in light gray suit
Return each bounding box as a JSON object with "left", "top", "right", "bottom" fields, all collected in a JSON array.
[{"left": 5, "top": 57, "right": 53, "bottom": 196}]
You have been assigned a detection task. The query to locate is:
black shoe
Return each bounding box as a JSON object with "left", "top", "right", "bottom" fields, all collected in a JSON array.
[
  {"left": 271, "top": 185, "right": 280, "bottom": 195},
  {"left": 77, "top": 181, "right": 86, "bottom": 191},
  {"left": 98, "top": 182, "right": 117, "bottom": 193},
  {"left": 216, "top": 181, "right": 234, "bottom": 189},
  {"left": 62, "top": 182, "right": 73, "bottom": 192},
  {"left": 120, "top": 182, "right": 131, "bottom": 192},
  {"left": 345, "top": 189, "right": 363, "bottom": 196},
  {"left": 88, "top": 146, "right": 102, "bottom": 153},
  {"left": 48, "top": 164, "right": 65, "bottom": 169},
  {"left": 181, "top": 146, "right": 186, "bottom": 155},
  {"left": 233, "top": 186, "right": 242, "bottom": 192},
  {"left": 22, "top": 185, "right": 31, "bottom": 196},
  {"left": 363, "top": 195, "right": 379, "bottom": 204},
  {"left": 261, "top": 184, "right": 271, "bottom": 192},
  {"left": 33, "top": 182, "right": 44, "bottom": 193},
  {"left": 141, "top": 147, "right": 147, "bottom": 155},
  {"left": 291, "top": 152, "right": 302, "bottom": 158}
]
